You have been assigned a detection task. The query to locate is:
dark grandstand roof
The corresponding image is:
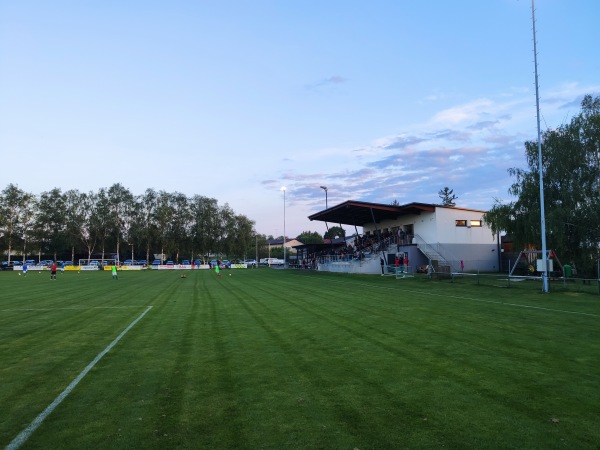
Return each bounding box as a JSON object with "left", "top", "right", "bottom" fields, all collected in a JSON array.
[
  {"left": 308, "top": 200, "right": 436, "bottom": 227},
  {"left": 292, "top": 236, "right": 349, "bottom": 251}
]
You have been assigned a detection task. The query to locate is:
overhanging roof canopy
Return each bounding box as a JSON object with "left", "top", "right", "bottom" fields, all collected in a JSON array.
[{"left": 308, "top": 200, "right": 436, "bottom": 227}]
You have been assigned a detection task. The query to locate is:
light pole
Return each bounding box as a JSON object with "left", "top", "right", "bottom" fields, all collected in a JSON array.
[
  {"left": 320, "top": 185, "right": 328, "bottom": 209},
  {"left": 532, "top": 0, "right": 549, "bottom": 293},
  {"left": 129, "top": 243, "right": 134, "bottom": 264},
  {"left": 281, "top": 186, "right": 287, "bottom": 268},
  {"left": 320, "top": 186, "right": 330, "bottom": 239}
]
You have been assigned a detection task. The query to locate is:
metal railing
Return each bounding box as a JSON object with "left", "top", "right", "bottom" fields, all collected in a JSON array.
[{"left": 413, "top": 234, "right": 460, "bottom": 272}]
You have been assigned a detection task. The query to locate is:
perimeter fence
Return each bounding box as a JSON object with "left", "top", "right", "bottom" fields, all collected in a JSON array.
[{"left": 419, "top": 270, "right": 600, "bottom": 296}]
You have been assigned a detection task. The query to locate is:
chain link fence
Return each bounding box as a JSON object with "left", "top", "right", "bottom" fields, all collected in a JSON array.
[{"left": 408, "top": 262, "right": 600, "bottom": 296}]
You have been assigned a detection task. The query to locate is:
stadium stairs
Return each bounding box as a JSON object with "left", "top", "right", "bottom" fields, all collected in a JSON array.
[{"left": 412, "top": 234, "right": 460, "bottom": 274}]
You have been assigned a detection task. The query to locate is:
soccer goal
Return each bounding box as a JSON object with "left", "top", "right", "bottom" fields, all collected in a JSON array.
[
  {"left": 78, "top": 258, "right": 117, "bottom": 269},
  {"left": 394, "top": 266, "right": 414, "bottom": 279}
]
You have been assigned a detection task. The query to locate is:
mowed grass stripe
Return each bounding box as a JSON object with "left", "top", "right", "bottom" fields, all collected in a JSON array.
[
  {"left": 201, "top": 271, "right": 599, "bottom": 447},
  {"left": 7, "top": 306, "right": 153, "bottom": 450},
  {"left": 0, "top": 271, "right": 168, "bottom": 446},
  {"left": 186, "top": 271, "right": 419, "bottom": 447},
  {"left": 234, "top": 270, "right": 600, "bottom": 447},
  {"left": 1, "top": 269, "right": 599, "bottom": 449}
]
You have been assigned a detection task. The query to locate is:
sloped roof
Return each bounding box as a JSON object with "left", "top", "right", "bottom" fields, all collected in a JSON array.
[
  {"left": 266, "top": 238, "right": 303, "bottom": 246},
  {"left": 308, "top": 200, "right": 436, "bottom": 226}
]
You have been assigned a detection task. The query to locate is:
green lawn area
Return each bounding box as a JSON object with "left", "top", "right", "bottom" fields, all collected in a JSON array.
[{"left": 1, "top": 268, "right": 599, "bottom": 449}]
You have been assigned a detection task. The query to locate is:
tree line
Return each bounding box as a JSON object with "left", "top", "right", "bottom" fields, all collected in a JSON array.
[
  {"left": 0, "top": 182, "right": 347, "bottom": 264},
  {"left": 0, "top": 184, "right": 261, "bottom": 263}
]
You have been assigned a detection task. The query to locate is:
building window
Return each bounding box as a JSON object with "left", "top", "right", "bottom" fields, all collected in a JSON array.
[
  {"left": 455, "top": 220, "right": 467, "bottom": 227},
  {"left": 469, "top": 220, "right": 482, "bottom": 227}
]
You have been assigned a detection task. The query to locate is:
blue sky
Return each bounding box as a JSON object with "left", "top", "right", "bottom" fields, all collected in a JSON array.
[{"left": 1, "top": 1, "right": 599, "bottom": 238}]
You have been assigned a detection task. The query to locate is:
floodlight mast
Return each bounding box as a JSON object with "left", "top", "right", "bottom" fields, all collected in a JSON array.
[
  {"left": 532, "top": 0, "right": 549, "bottom": 293},
  {"left": 320, "top": 186, "right": 328, "bottom": 209},
  {"left": 281, "top": 186, "right": 287, "bottom": 268}
]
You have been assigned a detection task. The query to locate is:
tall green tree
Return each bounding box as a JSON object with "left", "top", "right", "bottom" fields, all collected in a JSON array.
[
  {"left": 0, "top": 184, "right": 34, "bottom": 261},
  {"left": 230, "top": 214, "right": 255, "bottom": 259},
  {"left": 18, "top": 193, "right": 37, "bottom": 262},
  {"left": 154, "top": 191, "right": 178, "bottom": 261},
  {"left": 297, "top": 231, "right": 323, "bottom": 244},
  {"left": 93, "top": 188, "right": 112, "bottom": 262},
  {"left": 324, "top": 226, "right": 345, "bottom": 240},
  {"left": 484, "top": 94, "right": 600, "bottom": 272},
  {"left": 217, "top": 203, "right": 236, "bottom": 257},
  {"left": 34, "top": 188, "right": 66, "bottom": 261},
  {"left": 169, "top": 192, "right": 191, "bottom": 262},
  {"left": 107, "top": 183, "right": 134, "bottom": 262},
  {"left": 63, "top": 189, "right": 86, "bottom": 263},
  {"left": 189, "top": 195, "right": 219, "bottom": 261},
  {"left": 79, "top": 191, "right": 99, "bottom": 263},
  {"left": 438, "top": 187, "right": 458, "bottom": 206},
  {"left": 133, "top": 189, "right": 159, "bottom": 263}
]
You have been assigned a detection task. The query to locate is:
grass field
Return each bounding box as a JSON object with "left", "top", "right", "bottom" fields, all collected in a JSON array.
[{"left": 1, "top": 268, "right": 599, "bottom": 449}]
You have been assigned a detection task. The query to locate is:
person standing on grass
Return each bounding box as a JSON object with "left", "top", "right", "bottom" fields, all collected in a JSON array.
[
  {"left": 403, "top": 254, "right": 409, "bottom": 273},
  {"left": 50, "top": 262, "right": 57, "bottom": 280},
  {"left": 112, "top": 263, "right": 118, "bottom": 280},
  {"left": 22, "top": 262, "right": 28, "bottom": 277},
  {"left": 215, "top": 262, "right": 221, "bottom": 278}
]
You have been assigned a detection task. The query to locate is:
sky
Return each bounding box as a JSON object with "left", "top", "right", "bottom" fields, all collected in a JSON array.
[{"left": 1, "top": 1, "right": 599, "bottom": 239}]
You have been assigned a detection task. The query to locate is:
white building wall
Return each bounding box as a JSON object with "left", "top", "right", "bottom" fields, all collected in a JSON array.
[
  {"left": 434, "top": 207, "right": 495, "bottom": 245},
  {"left": 411, "top": 212, "right": 437, "bottom": 242}
]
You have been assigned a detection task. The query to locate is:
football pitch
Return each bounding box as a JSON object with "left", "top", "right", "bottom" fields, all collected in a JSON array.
[{"left": 1, "top": 269, "right": 599, "bottom": 449}]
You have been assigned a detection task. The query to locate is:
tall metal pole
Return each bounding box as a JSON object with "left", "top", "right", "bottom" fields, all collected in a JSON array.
[
  {"left": 320, "top": 185, "right": 330, "bottom": 239},
  {"left": 532, "top": 0, "right": 549, "bottom": 293},
  {"left": 320, "top": 186, "right": 328, "bottom": 209},
  {"left": 281, "top": 186, "right": 287, "bottom": 268}
]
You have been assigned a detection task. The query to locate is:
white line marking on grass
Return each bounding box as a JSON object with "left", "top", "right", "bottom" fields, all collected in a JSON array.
[
  {"left": 5, "top": 305, "right": 153, "bottom": 450},
  {"left": 321, "top": 278, "right": 600, "bottom": 318}
]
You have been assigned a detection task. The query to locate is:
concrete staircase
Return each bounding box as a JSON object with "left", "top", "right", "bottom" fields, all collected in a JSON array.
[{"left": 413, "top": 234, "right": 460, "bottom": 273}]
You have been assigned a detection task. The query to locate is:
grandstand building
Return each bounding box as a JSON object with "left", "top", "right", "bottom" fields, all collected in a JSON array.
[{"left": 308, "top": 201, "right": 499, "bottom": 275}]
